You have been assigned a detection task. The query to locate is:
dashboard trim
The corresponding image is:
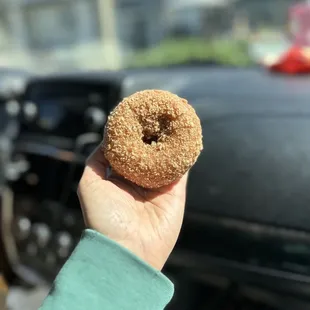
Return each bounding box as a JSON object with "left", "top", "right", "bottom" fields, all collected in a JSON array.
[
  {"left": 15, "top": 141, "right": 85, "bottom": 164},
  {"left": 169, "top": 249, "right": 310, "bottom": 298},
  {"left": 185, "top": 212, "right": 310, "bottom": 243}
]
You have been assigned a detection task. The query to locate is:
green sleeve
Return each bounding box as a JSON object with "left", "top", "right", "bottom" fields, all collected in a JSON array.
[{"left": 39, "top": 229, "right": 174, "bottom": 310}]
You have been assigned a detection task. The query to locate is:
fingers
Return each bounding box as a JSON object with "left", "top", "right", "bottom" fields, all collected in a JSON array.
[
  {"left": 83, "top": 142, "right": 189, "bottom": 198},
  {"left": 167, "top": 171, "right": 189, "bottom": 197},
  {"left": 178, "top": 171, "right": 189, "bottom": 193},
  {"left": 149, "top": 171, "right": 189, "bottom": 199},
  {"left": 83, "top": 144, "right": 110, "bottom": 181},
  {"left": 86, "top": 144, "right": 109, "bottom": 166}
]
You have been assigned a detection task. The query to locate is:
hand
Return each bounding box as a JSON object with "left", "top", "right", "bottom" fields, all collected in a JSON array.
[{"left": 77, "top": 146, "right": 188, "bottom": 270}]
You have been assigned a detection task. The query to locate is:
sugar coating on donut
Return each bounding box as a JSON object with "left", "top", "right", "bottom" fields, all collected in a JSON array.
[{"left": 102, "top": 89, "right": 203, "bottom": 188}]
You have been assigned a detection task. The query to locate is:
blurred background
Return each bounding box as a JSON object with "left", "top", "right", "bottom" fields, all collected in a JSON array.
[
  {"left": 0, "top": 0, "right": 299, "bottom": 71},
  {"left": 2, "top": 0, "right": 310, "bottom": 309}
]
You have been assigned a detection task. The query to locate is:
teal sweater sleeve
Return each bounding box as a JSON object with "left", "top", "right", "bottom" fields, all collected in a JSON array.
[{"left": 39, "top": 229, "right": 174, "bottom": 310}]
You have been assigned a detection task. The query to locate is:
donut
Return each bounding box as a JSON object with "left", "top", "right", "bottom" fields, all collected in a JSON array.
[{"left": 102, "top": 89, "right": 203, "bottom": 188}]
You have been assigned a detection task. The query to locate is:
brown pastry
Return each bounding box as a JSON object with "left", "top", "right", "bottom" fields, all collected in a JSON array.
[{"left": 102, "top": 89, "right": 203, "bottom": 188}]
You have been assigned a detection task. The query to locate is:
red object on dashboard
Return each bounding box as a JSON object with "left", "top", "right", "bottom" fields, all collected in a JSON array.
[
  {"left": 268, "top": 46, "right": 310, "bottom": 74},
  {"left": 267, "top": 2, "right": 310, "bottom": 74}
]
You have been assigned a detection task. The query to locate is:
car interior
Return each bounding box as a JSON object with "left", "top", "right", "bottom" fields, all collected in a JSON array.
[{"left": 1, "top": 66, "right": 310, "bottom": 309}]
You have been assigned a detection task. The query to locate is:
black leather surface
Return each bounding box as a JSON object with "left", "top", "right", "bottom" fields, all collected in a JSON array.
[{"left": 187, "top": 82, "right": 310, "bottom": 231}]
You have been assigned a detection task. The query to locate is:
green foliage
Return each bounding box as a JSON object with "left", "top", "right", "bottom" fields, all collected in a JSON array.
[{"left": 126, "top": 38, "right": 254, "bottom": 68}]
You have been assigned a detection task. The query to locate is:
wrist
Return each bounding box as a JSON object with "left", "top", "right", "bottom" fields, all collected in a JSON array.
[
  {"left": 110, "top": 238, "right": 169, "bottom": 271},
  {"left": 88, "top": 228, "right": 169, "bottom": 271}
]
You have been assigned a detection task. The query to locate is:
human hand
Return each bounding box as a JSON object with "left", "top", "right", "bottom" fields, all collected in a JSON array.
[{"left": 77, "top": 146, "right": 188, "bottom": 271}]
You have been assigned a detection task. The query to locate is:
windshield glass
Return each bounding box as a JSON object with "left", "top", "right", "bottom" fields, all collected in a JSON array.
[{"left": 0, "top": 0, "right": 302, "bottom": 73}]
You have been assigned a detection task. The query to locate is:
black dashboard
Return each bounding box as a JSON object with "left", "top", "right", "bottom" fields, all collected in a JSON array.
[
  {"left": 19, "top": 74, "right": 122, "bottom": 137},
  {"left": 5, "top": 67, "right": 310, "bottom": 302}
]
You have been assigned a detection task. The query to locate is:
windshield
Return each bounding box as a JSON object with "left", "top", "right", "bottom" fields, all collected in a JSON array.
[{"left": 0, "top": 0, "right": 302, "bottom": 73}]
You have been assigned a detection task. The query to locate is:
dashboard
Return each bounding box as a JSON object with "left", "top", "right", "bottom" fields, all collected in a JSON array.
[
  {"left": 19, "top": 74, "right": 122, "bottom": 138},
  {"left": 4, "top": 67, "right": 310, "bottom": 302}
]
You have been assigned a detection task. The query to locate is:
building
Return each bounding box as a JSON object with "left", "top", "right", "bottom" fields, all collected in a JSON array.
[
  {"left": 164, "top": 0, "right": 236, "bottom": 38},
  {"left": 0, "top": 0, "right": 165, "bottom": 71},
  {"left": 0, "top": 0, "right": 118, "bottom": 70}
]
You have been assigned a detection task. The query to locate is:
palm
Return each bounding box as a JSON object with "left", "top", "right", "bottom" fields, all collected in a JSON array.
[{"left": 77, "top": 147, "right": 188, "bottom": 270}]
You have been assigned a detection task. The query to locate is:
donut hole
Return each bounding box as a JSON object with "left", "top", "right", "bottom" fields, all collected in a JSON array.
[
  {"left": 142, "top": 133, "right": 159, "bottom": 145},
  {"left": 142, "top": 115, "right": 173, "bottom": 145}
]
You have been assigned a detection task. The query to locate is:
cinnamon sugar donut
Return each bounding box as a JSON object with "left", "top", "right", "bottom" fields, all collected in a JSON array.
[{"left": 102, "top": 89, "right": 203, "bottom": 188}]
